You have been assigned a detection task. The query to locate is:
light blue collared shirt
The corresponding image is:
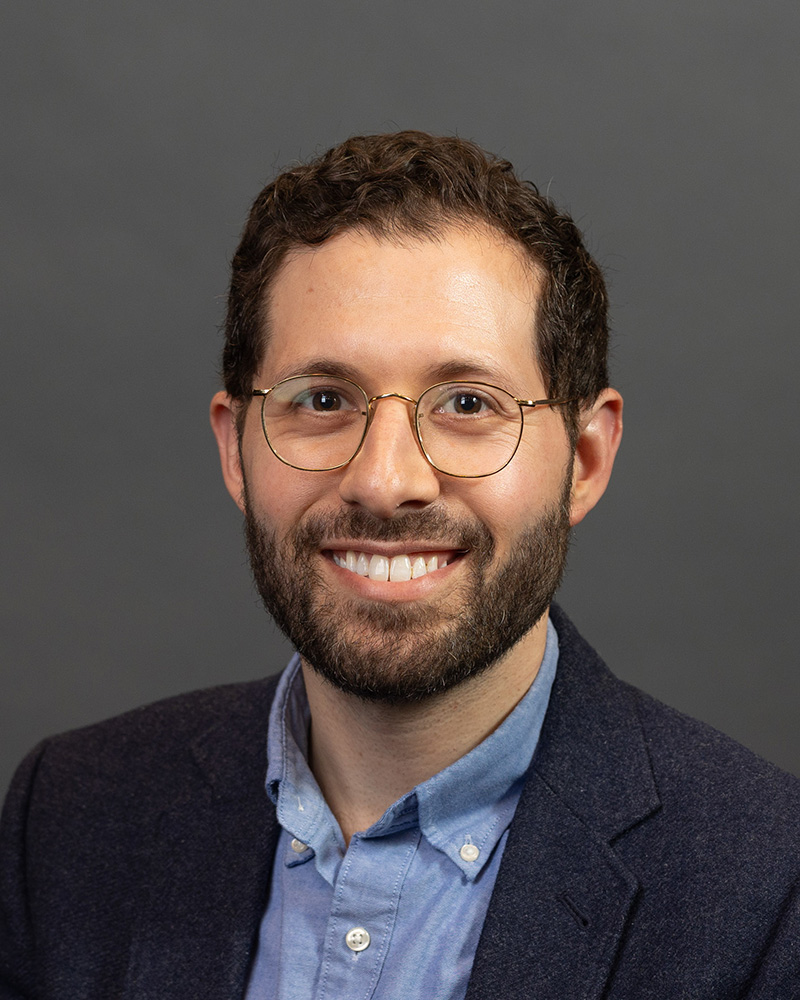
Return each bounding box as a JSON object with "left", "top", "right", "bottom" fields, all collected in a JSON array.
[{"left": 245, "top": 619, "right": 559, "bottom": 1000}]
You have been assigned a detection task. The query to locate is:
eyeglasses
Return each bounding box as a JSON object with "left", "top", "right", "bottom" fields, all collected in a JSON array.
[{"left": 251, "top": 374, "right": 573, "bottom": 479}]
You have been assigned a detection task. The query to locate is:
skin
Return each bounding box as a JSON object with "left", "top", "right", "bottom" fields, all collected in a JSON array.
[{"left": 211, "top": 224, "right": 622, "bottom": 842}]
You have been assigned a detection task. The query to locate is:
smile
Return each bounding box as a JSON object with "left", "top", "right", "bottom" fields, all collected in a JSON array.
[{"left": 329, "top": 549, "right": 459, "bottom": 582}]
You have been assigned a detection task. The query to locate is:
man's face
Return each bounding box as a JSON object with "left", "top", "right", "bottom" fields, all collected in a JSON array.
[{"left": 231, "top": 225, "right": 578, "bottom": 702}]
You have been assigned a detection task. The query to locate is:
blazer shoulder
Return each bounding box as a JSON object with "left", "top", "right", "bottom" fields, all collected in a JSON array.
[
  {"left": 545, "top": 604, "right": 800, "bottom": 846},
  {"left": 7, "top": 674, "right": 284, "bottom": 816},
  {"left": 59, "top": 673, "right": 282, "bottom": 742},
  {"left": 0, "top": 678, "right": 285, "bottom": 998},
  {"left": 633, "top": 684, "right": 800, "bottom": 822}
]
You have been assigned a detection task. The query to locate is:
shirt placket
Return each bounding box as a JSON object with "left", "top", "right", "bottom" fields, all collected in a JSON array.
[{"left": 315, "top": 828, "right": 420, "bottom": 1000}]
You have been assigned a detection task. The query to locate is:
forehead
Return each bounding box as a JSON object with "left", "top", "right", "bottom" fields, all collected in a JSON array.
[{"left": 261, "top": 224, "right": 545, "bottom": 393}]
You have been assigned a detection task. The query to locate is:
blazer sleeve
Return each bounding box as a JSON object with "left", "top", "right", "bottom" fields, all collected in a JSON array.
[
  {"left": 740, "top": 881, "right": 800, "bottom": 999},
  {"left": 0, "top": 744, "right": 47, "bottom": 1000}
]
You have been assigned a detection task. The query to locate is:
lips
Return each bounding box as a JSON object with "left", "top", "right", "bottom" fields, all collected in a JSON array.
[{"left": 329, "top": 549, "right": 456, "bottom": 582}]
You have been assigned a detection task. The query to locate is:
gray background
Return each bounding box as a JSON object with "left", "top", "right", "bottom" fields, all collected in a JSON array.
[{"left": 3, "top": 1, "right": 799, "bottom": 797}]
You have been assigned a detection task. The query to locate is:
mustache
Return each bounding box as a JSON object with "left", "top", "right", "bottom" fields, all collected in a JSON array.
[{"left": 290, "top": 507, "right": 495, "bottom": 558}]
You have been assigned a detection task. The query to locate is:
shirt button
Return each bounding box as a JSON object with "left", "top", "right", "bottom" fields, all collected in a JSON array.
[
  {"left": 345, "top": 926, "right": 371, "bottom": 952},
  {"left": 460, "top": 843, "right": 480, "bottom": 862},
  {"left": 290, "top": 838, "right": 308, "bottom": 853}
]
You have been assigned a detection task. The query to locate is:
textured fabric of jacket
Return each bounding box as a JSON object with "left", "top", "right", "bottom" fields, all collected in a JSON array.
[{"left": 2, "top": 605, "right": 799, "bottom": 999}]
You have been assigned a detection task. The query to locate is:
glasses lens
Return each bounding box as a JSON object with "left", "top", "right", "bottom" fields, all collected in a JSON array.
[
  {"left": 261, "top": 375, "right": 368, "bottom": 470},
  {"left": 417, "top": 383, "right": 523, "bottom": 477}
]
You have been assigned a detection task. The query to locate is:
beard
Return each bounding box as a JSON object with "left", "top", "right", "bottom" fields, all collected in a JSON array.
[{"left": 242, "top": 474, "right": 572, "bottom": 705}]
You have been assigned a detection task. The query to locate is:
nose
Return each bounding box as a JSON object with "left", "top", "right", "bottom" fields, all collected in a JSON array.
[{"left": 337, "top": 395, "right": 441, "bottom": 518}]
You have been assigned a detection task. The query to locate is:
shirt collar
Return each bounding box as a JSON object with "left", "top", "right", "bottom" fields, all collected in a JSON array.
[
  {"left": 414, "top": 619, "right": 558, "bottom": 878},
  {"left": 266, "top": 658, "right": 348, "bottom": 881},
  {"left": 266, "top": 618, "right": 558, "bottom": 883}
]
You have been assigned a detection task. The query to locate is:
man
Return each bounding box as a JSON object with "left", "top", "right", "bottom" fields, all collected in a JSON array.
[{"left": 1, "top": 132, "right": 798, "bottom": 999}]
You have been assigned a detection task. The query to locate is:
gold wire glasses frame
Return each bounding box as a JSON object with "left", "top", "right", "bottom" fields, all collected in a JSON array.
[{"left": 251, "top": 373, "right": 574, "bottom": 479}]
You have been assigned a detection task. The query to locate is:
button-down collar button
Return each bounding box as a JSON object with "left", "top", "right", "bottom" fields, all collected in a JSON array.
[
  {"left": 290, "top": 838, "right": 309, "bottom": 853},
  {"left": 460, "top": 843, "right": 480, "bottom": 862},
  {"left": 345, "top": 926, "right": 371, "bottom": 952}
]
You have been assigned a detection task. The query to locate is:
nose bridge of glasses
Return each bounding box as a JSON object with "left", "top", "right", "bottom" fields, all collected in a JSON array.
[
  {"left": 365, "top": 392, "right": 419, "bottom": 431},
  {"left": 360, "top": 391, "right": 425, "bottom": 459},
  {"left": 367, "top": 391, "right": 418, "bottom": 409}
]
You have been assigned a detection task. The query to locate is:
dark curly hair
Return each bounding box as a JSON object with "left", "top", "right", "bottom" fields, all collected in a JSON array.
[{"left": 223, "top": 131, "right": 609, "bottom": 444}]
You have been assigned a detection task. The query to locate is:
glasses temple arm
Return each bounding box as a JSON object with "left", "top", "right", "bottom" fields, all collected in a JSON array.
[{"left": 516, "top": 397, "right": 576, "bottom": 409}]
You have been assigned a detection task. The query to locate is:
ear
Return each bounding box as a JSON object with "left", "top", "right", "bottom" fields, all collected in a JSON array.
[
  {"left": 210, "top": 391, "right": 246, "bottom": 513},
  {"left": 569, "top": 388, "right": 623, "bottom": 526}
]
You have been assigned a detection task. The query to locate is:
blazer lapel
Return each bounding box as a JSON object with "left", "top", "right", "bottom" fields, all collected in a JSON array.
[
  {"left": 467, "top": 607, "right": 661, "bottom": 1000},
  {"left": 466, "top": 772, "right": 640, "bottom": 1000},
  {"left": 123, "top": 682, "right": 281, "bottom": 999}
]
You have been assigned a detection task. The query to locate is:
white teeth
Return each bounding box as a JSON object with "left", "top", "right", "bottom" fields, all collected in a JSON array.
[
  {"left": 334, "top": 549, "right": 452, "bottom": 581},
  {"left": 368, "top": 554, "right": 389, "bottom": 581},
  {"left": 389, "top": 555, "right": 412, "bottom": 582}
]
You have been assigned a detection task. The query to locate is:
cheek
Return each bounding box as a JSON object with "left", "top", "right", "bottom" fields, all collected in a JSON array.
[
  {"left": 454, "top": 443, "right": 571, "bottom": 538},
  {"left": 241, "top": 439, "right": 331, "bottom": 526},
  {"left": 495, "top": 441, "right": 570, "bottom": 497},
  {"left": 452, "top": 476, "right": 533, "bottom": 538},
  {"left": 513, "top": 427, "right": 573, "bottom": 494}
]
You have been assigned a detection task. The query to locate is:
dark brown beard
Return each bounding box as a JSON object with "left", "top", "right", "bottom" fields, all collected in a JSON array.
[{"left": 242, "top": 480, "right": 572, "bottom": 704}]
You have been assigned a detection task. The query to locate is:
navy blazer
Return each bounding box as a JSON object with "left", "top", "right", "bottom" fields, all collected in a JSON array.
[{"left": 2, "top": 606, "right": 799, "bottom": 998}]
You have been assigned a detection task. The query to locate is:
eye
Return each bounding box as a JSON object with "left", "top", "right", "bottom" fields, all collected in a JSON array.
[
  {"left": 309, "top": 390, "right": 343, "bottom": 411},
  {"left": 432, "top": 385, "right": 499, "bottom": 417},
  {"left": 450, "top": 392, "right": 485, "bottom": 415},
  {"left": 291, "top": 384, "right": 361, "bottom": 413}
]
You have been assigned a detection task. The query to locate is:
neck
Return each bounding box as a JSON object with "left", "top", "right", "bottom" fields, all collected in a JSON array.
[{"left": 301, "top": 614, "right": 549, "bottom": 844}]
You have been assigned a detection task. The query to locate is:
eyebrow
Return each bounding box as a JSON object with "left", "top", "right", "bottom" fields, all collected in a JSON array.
[
  {"left": 263, "top": 356, "right": 523, "bottom": 392},
  {"left": 423, "top": 358, "right": 519, "bottom": 386},
  {"left": 263, "top": 359, "right": 360, "bottom": 384}
]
